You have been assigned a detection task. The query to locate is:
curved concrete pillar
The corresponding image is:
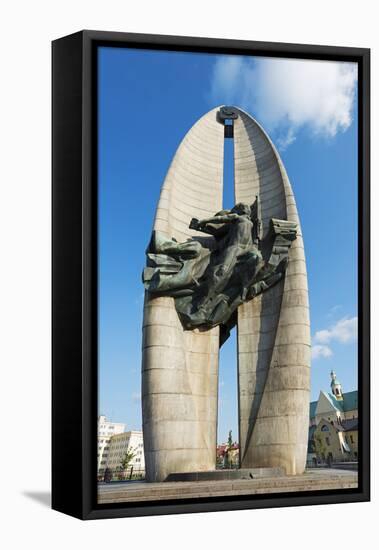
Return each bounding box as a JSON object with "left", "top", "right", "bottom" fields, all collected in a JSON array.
[
  {"left": 142, "top": 108, "right": 224, "bottom": 481},
  {"left": 234, "top": 109, "right": 311, "bottom": 475}
]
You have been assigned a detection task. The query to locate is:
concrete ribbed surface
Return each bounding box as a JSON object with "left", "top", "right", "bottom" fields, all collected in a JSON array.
[
  {"left": 234, "top": 108, "right": 311, "bottom": 475},
  {"left": 142, "top": 108, "right": 224, "bottom": 482}
]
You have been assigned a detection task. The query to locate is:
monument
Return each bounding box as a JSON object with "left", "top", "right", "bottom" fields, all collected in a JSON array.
[{"left": 141, "top": 106, "right": 311, "bottom": 482}]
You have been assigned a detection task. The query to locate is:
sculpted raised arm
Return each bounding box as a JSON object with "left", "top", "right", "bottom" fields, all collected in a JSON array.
[{"left": 199, "top": 213, "right": 238, "bottom": 226}]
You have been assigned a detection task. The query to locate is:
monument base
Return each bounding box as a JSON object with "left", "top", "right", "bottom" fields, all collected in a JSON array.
[
  {"left": 98, "top": 469, "right": 358, "bottom": 504},
  {"left": 165, "top": 468, "right": 284, "bottom": 482}
]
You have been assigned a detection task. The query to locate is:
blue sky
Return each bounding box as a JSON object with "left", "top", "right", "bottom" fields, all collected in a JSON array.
[{"left": 98, "top": 47, "right": 358, "bottom": 443}]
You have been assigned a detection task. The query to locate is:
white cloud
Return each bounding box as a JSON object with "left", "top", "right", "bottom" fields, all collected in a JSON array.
[
  {"left": 312, "top": 344, "right": 333, "bottom": 360},
  {"left": 210, "top": 57, "right": 246, "bottom": 104},
  {"left": 311, "top": 316, "right": 357, "bottom": 361},
  {"left": 276, "top": 128, "right": 296, "bottom": 150},
  {"left": 314, "top": 316, "right": 358, "bottom": 345},
  {"left": 210, "top": 56, "right": 357, "bottom": 148}
]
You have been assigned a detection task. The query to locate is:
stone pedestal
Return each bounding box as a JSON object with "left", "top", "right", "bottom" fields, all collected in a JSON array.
[{"left": 98, "top": 470, "right": 358, "bottom": 504}]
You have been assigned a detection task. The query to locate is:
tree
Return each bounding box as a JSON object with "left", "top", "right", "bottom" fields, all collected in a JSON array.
[
  {"left": 227, "top": 430, "right": 233, "bottom": 449},
  {"left": 120, "top": 448, "right": 136, "bottom": 472},
  {"left": 314, "top": 434, "right": 327, "bottom": 462},
  {"left": 225, "top": 430, "right": 234, "bottom": 468}
]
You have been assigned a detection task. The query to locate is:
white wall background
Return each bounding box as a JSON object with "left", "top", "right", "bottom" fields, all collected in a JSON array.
[{"left": 1, "top": 1, "right": 376, "bottom": 547}]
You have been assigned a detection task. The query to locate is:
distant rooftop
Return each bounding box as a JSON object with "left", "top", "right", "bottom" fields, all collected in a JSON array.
[
  {"left": 341, "top": 418, "right": 359, "bottom": 432},
  {"left": 310, "top": 389, "right": 358, "bottom": 418}
]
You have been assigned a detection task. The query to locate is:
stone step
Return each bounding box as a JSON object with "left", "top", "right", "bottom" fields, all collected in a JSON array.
[
  {"left": 165, "top": 467, "right": 284, "bottom": 482},
  {"left": 98, "top": 469, "right": 358, "bottom": 504}
]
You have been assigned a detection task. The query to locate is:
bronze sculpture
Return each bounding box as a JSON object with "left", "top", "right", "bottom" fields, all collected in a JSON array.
[{"left": 143, "top": 197, "right": 297, "bottom": 345}]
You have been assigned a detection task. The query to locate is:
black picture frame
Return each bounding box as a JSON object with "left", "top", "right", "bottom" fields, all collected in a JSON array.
[{"left": 52, "top": 30, "right": 370, "bottom": 520}]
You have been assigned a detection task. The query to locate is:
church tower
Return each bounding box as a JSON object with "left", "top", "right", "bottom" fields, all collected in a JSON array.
[{"left": 330, "top": 370, "right": 343, "bottom": 400}]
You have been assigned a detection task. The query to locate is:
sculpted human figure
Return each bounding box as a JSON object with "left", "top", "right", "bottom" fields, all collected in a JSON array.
[
  {"left": 142, "top": 197, "right": 297, "bottom": 344},
  {"left": 184, "top": 203, "right": 263, "bottom": 327},
  {"left": 192, "top": 203, "right": 260, "bottom": 297}
]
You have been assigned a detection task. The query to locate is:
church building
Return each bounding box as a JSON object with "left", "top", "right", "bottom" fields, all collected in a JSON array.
[{"left": 308, "top": 372, "right": 358, "bottom": 465}]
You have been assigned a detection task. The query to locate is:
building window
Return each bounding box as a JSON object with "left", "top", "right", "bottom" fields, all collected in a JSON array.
[
  {"left": 350, "top": 435, "right": 354, "bottom": 443},
  {"left": 325, "top": 437, "right": 330, "bottom": 446}
]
